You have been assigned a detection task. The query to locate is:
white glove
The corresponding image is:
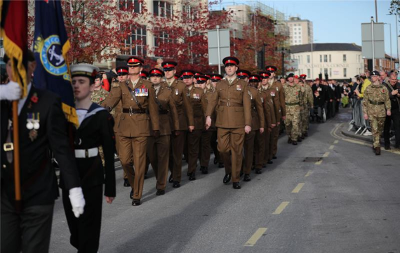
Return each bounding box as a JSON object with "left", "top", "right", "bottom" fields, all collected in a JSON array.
[
  {"left": 69, "top": 187, "right": 85, "bottom": 218},
  {"left": 0, "top": 81, "right": 21, "bottom": 101}
]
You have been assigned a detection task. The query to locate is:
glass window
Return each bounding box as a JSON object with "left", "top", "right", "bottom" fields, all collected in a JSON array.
[
  {"left": 307, "top": 55, "right": 310, "bottom": 63},
  {"left": 329, "top": 54, "right": 331, "bottom": 62},
  {"left": 324, "top": 68, "right": 328, "bottom": 75},
  {"left": 125, "top": 25, "right": 147, "bottom": 56},
  {"left": 307, "top": 69, "right": 310, "bottom": 77},
  {"left": 320, "top": 55, "right": 322, "bottom": 63},
  {"left": 329, "top": 68, "right": 332, "bottom": 77},
  {"left": 343, "top": 54, "right": 347, "bottom": 62},
  {"left": 324, "top": 55, "right": 327, "bottom": 62},
  {"left": 344, "top": 68, "right": 347, "bottom": 77}
]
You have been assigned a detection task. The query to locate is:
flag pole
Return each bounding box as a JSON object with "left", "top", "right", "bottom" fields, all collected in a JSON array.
[{"left": 12, "top": 100, "right": 22, "bottom": 212}]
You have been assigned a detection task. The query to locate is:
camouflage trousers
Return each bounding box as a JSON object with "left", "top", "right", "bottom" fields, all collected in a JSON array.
[
  {"left": 370, "top": 116, "right": 385, "bottom": 148},
  {"left": 284, "top": 106, "right": 301, "bottom": 141},
  {"left": 301, "top": 107, "right": 310, "bottom": 134}
]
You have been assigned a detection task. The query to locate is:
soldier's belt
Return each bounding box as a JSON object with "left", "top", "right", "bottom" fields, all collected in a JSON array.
[
  {"left": 368, "top": 100, "right": 384, "bottom": 105},
  {"left": 159, "top": 109, "right": 169, "bottom": 114},
  {"left": 122, "top": 108, "right": 147, "bottom": 114},
  {"left": 75, "top": 148, "right": 99, "bottom": 158},
  {"left": 285, "top": 102, "right": 300, "bottom": 106},
  {"left": 219, "top": 102, "right": 243, "bottom": 107}
]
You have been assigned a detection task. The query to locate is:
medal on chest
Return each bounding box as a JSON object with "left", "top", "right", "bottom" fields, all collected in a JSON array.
[
  {"left": 27, "top": 113, "right": 40, "bottom": 141},
  {"left": 271, "top": 91, "right": 276, "bottom": 97},
  {"left": 193, "top": 93, "right": 200, "bottom": 100},
  {"left": 135, "top": 87, "right": 149, "bottom": 97},
  {"left": 236, "top": 84, "right": 242, "bottom": 91},
  {"left": 261, "top": 97, "right": 264, "bottom": 103},
  {"left": 175, "top": 89, "right": 179, "bottom": 95},
  {"left": 248, "top": 90, "right": 253, "bottom": 100}
]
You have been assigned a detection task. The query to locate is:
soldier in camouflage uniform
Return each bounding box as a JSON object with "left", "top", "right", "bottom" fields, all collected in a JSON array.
[
  {"left": 284, "top": 73, "right": 302, "bottom": 145},
  {"left": 362, "top": 71, "right": 391, "bottom": 155},
  {"left": 294, "top": 75, "right": 305, "bottom": 142},
  {"left": 299, "top": 75, "right": 314, "bottom": 138},
  {"left": 91, "top": 74, "right": 109, "bottom": 105}
]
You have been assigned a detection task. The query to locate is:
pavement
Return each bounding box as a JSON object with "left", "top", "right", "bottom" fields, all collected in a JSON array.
[{"left": 49, "top": 108, "right": 400, "bottom": 253}]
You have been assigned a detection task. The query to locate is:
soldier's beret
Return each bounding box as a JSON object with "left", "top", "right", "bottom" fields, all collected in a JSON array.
[
  {"left": 210, "top": 74, "right": 223, "bottom": 81},
  {"left": 286, "top": 73, "right": 295, "bottom": 78},
  {"left": 237, "top": 70, "right": 251, "bottom": 79},
  {"left": 265, "top": 66, "right": 277, "bottom": 72},
  {"left": 196, "top": 75, "right": 209, "bottom": 83},
  {"left": 162, "top": 61, "right": 177, "bottom": 71},
  {"left": 249, "top": 75, "right": 260, "bottom": 82},
  {"left": 116, "top": 66, "right": 129, "bottom": 76},
  {"left": 223, "top": 56, "right": 239, "bottom": 66},
  {"left": 259, "top": 71, "right": 270, "bottom": 79},
  {"left": 149, "top": 68, "right": 164, "bottom": 77},
  {"left": 371, "top": 70, "right": 380, "bottom": 76},
  {"left": 127, "top": 56, "right": 144, "bottom": 66}
]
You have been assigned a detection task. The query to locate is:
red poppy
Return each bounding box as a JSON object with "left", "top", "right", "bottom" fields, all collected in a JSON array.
[
  {"left": 141, "top": 85, "right": 146, "bottom": 88},
  {"left": 31, "top": 93, "right": 38, "bottom": 103}
]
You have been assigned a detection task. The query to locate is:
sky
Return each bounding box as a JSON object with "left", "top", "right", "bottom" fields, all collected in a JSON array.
[{"left": 212, "top": 0, "right": 399, "bottom": 58}]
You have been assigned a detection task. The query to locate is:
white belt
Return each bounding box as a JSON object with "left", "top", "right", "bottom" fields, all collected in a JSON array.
[{"left": 75, "top": 148, "right": 99, "bottom": 158}]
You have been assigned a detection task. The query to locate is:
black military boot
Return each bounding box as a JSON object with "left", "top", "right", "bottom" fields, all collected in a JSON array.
[
  {"left": 123, "top": 178, "right": 130, "bottom": 187},
  {"left": 375, "top": 147, "right": 381, "bottom": 155},
  {"left": 188, "top": 172, "right": 196, "bottom": 181},
  {"left": 201, "top": 166, "right": 208, "bottom": 174},
  {"left": 243, "top": 174, "right": 251, "bottom": 181},
  {"left": 223, "top": 173, "right": 231, "bottom": 184},
  {"left": 232, "top": 182, "right": 241, "bottom": 189}
]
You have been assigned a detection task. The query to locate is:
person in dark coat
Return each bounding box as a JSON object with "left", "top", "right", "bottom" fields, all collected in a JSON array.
[{"left": 1, "top": 53, "right": 84, "bottom": 253}]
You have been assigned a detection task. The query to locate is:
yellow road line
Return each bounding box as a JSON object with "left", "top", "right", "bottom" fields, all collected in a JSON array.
[
  {"left": 329, "top": 145, "right": 334, "bottom": 150},
  {"left": 292, "top": 183, "right": 305, "bottom": 193},
  {"left": 315, "top": 160, "right": 322, "bottom": 165},
  {"left": 272, "top": 202, "right": 290, "bottom": 214},
  {"left": 305, "top": 170, "right": 313, "bottom": 177},
  {"left": 334, "top": 140, "right": 339, "bottom": 144},
  {"left": 244, "top": 228, "right": 268, "bottom": 246},
  {"left": 323, "top": 152, "right": 330, "bottom": 157}
]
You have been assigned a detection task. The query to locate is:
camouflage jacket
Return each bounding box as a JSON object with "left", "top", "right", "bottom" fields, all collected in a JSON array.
[
  {"left": 91, "top": 88, "right": 109, "bottom": 106},
  {"left": 362, "top": 82, "right": 391, "bottom": 118}
]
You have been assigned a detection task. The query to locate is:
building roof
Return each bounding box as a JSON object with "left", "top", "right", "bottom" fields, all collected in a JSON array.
[{"left": 290, "top": 43, "right": 362, "bottom": 54}]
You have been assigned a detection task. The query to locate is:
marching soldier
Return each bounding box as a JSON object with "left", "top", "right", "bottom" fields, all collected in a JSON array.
[
  {"left": 198, "top": 75, "right": 214, "bottom": 174},
  {"left": 147, "top": 68, "right": 179, "bottom": 195},
  {"left": 185, "top": 72, "right": 208, "bottom": 180},
  {"left": 91, "top": 74, "right": 109, "bottom": 105},
  {"left": 237, "top": 69, "right": 251, "bottom": 82},
  {"left": 209, "top": 74, "right": 223, "bottom": 168},
  {"left": 265, "top": 66, "right": 286, "bottom": 160},
  {"left": 64, "top": 64, "right": 116, "bottom": 252},
  {"left": 362, "top": 71, "right": 391, "bottom": 155},
  {"left": 140, "top": 70, "right": 149, "bottom": 80},
  {"left": 243, "top": 75, "right": 265, "bottom": 181},
  {"left": 102, "top": 56, "right": 159, "bottom": 206},
  {"left": 162, "top": 61, "right": 194, "bottom": 188},
  {"left": 301, "top": 74, "right": 314, "bottom": 137},
  {"left": 284, "top": 73, "right": 302, "bottom": 145},
  {"left": 205, "top": 56, "right": 252, "bottom": 189},
  {"left": 259, "top": 71, "right": 278, "bottom": 164},
  {"left": 294, "top": 75, "right": 305, "bottom": 142}
]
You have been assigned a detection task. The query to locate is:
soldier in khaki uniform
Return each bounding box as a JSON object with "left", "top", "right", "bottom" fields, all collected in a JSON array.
[
  {"left": 243, "top": 75, "right": 265, "bottom": 181},
  {"left": 146, "top": 68, "right": 179, "bottom": 195},
  {"left": 300, "top": 74, "right": 314, "bottom": 137},
  {"left": 199, "top": 75, "right": 214, "bottom": 174},
  {"left": 102, "top": 56, "right": 159, "bottom": 206},
  {"left": 162, "top": 62, "right": 194, "bottom": 188},
  {"left": 113, "top": 67, "right": 130, "bottom": 187},
  {"left": 362, "top": 71, "right": 391, "bottom": 155},
  {"left": 206, "top": 56, "right": 252, "bottom": 189},
  {"left": 284, "top": 73, "right": 302, "bottom": 145},
  {"left": 293, "top": 75, "right": 306, "bottom": 142},
  {"left": 265, "top": 66, "right": 286, "bottom": 160},
  {"left": 260, "top": 71, "right": 278, "bottom": 164},
  {"left": 209, "top": 74, "right": 223, "bottom": 168},
  {"left": 183, "top": 71, "right": 208, "bottom": 180}
]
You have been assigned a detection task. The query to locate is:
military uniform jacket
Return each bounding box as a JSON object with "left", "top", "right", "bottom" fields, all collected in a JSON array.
[
  {"left": 248, "top": 86, "right": 265, "bottom": 131},
  {"left": 262, "top": 83, "right": 281, "bottom": 122},
  {"left": 69, "top": 103, "right": 116, "bottom": 197},
  {"left": 187, "top": 86, "right": 207, "bottom": 130},
  {"left": 362, "top": 82, "right": 391, "bottom": 118},
  {"left": 112, "top": 101, "right": 122, "bottom": 133},
  {"left": 154, "top": 83, "right": 179, "bottom": 136},
  {"left": 102, "top": 78, "right": 159, "bottom": 137},
  {"left": 206, "top": 78, "right": 252, "bottom": 128},
  {"left": 166, "top": 79, "right": 194, "bottom": 130},
  {"left": 91, "top": 87, "right": 109, "bottom": 106},
  {"left": 1, "top": 86, "right": 81, "bottom": 208},
  {"left": 284, "top": 83, "right": 302, "bottom": 114},
  {"left": 305, "top": 84, "right": 314, "bottom": 108},
  {"left": 260, "top": 89, "right": 276, "bottom": 128}
]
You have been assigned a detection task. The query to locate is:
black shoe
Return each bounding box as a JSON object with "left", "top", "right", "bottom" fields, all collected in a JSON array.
[
  {"left": 132, "top": 199, "right": 141, "bottom": 206},
  {"left": 292, "top": 141, "right": 298, "bottom": 145},
  {"left": 130, "top": 189, "right": 133, "bottom": 199},
  {"left": 232, "top": 182, "right": 241, "bottom": 189},
  {"left": 267, "top": 160, "right": 273, "bottom": 164},
  {"left": 173, "top": 181, "right": 181, "bottom": 188},
  {"left": 218, "top": 163, "right": 224, "bottom": 168},
  {"left": 168, "top": 174, "right": 173, "bottom": 183},
  {"left": 243, "top": 174, "right": 251, "bottom": 181},
  {"left": 223, "top": 173, "right": 231, "bottom": 184},
  {"left": 123, "top": 178, "right": 130, "bottom": 187},
  {"left": 375, "top": 147, "right": 381, "bottom": 155},
  {"left": 188, "top": 172, "right": 196, "bottom": 181},
  {"left": 213, "top": 157, "right": 218, "bottom": 164},
  {"left": 273, "top": 156, "right": 277, "bottom": 159},
  {"left": 156, "top": 189, "right": 165, "bottom": 196},
  {"left": 201, "top": 166, "right": 208, "bottom": 174},
  {"left": 255, "top": 169, "right": 262, "bottom": 174}
]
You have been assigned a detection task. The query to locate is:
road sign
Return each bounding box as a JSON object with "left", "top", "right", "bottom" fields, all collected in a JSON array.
[
  {"left": 361, "top": 22, "right": 385, "bottom": 59},
  {"left": 208, "top": 28, "right": 230, "bottom": 67}
]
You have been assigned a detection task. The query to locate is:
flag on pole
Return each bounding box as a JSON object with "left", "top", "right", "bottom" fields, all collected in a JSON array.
[
  {"left": 0, "top": 0, "right": 28, "bottom": 97},
  {"left": 33, "top": 0, "right": 78, "bottom": 126}
]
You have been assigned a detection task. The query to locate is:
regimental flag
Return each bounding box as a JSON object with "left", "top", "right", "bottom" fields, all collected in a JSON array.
[
  {"left": 33, "top": 0, "right": 78, "bottom": 126},
  {"left": 0, "top": 0, "right": 28, "bottom": 97}
]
